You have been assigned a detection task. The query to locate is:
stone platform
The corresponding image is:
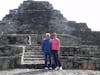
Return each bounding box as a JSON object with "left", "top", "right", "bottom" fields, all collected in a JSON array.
[{"left": 0, "top": 69, "right": 100, "bottom": 75}]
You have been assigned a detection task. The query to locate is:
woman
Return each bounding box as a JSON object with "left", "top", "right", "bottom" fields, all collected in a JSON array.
[{"left": 52, "top": 33, "right": 62, "bottom": 70}]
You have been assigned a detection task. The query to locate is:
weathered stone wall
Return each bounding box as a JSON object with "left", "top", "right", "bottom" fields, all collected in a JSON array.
[
  {"left": 0, "top": 45, "right": 23, "bottom": 70},
  {"left": 61, "top": 46, "right": 100, "bottom": 70},
  {"left": 0, "top": 33, "right": 80, "bottom": 70},
  {"left": 0, "top": 33, "right": 100, "bottom": 70},
  {"left": 58, "top": 34, "right": 81, "bottom": 46}
]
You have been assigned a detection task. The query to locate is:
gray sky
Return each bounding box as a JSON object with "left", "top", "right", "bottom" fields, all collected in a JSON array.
[{"left": 0, "top": 0, "right": 100, "bottom": 31}]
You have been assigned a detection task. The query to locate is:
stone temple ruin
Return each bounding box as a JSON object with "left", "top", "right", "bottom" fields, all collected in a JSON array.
[{"left": 0, "top": 0, "right": 100, "bottom": 70}]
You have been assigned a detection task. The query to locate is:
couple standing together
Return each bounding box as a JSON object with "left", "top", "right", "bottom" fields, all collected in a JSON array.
[{"left": 42, "top": 33, "right": 62, "bottom": 70}]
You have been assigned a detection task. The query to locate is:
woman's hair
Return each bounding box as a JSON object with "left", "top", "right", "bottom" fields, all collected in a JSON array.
[{"left": 52, "top": 33, "right": 57, "bottom": 36}]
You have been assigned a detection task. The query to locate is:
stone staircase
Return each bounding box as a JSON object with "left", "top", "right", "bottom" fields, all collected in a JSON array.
[{"left": 21, "top": 45, "right": 44, "bottom": 65}]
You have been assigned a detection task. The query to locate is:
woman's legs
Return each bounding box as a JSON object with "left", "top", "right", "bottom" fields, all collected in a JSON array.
[
  {"left": 55, "top": 51, "right": 62, "bottom": 67},
  {"left": 52, "top": 50, "right": 57, "bottom": 67},
  {"left": 52, "top": 50, "right": 62, "bottom": 67}
]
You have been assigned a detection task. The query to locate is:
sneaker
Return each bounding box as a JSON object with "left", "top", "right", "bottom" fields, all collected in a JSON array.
[
  {"left": 49, "top": 67, "right": 52, "bottom": 70},
  {"left": 59, "top": 66, "right": 63, "bottom": 70},
  {"left": 54, "top": 66, "right": 59, "bottom": 70},
  {"left": 44, "top": 67, "right": 48, "bottom": 70}
]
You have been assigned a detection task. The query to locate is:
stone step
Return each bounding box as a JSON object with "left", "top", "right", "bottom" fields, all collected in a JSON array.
[
  {"left": 25, "top": 50, "right": 42, "bottom": 52},
  {"left": 24, "top": 55, "right": 44, "bottom": 58},
  {"left": 23, "top": 58, "right": 44, "bottom": 61},
  {"left": 24, "top": 52, "right": 43, "bottom": 55},
  {"left": 25, "top": 48, "right": 42, "bottom": 51},
  {"left": 22, "top": 60, "right": 44, "bottom": 64},
  {"left": 21, "top": 45, "right": 44, "bottom": 65},
  {"left": 25, "top": 45, "right": 41, "bottom": 50}
]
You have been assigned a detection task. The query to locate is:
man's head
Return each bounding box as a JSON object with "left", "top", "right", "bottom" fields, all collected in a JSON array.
[{"left": 46, "top": 33, "right": 50, "bottom": 39}]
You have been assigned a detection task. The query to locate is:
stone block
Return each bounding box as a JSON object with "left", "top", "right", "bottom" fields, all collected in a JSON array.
[
  {"left": 58, "top": 34, "right": 80, "bottom": 46},
  {"left": 6, "top": 35, "right": 29, "bottom": 45},
  {"left": 31, "top": 34, "right": 44, "bottom": 45},
  {"left": 0, "top": 34, "right": 8, "bottom": 45},
  {"left": 0, "top": 46, "right": 22, "bottom": 56},
  {"left": 25, "top": 45, "right": 42, "bottom": 51}
]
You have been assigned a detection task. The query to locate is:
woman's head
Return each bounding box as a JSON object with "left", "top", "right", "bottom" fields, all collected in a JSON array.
[{"left": 52, "top": 33, "right": 57, "bottom": 38}]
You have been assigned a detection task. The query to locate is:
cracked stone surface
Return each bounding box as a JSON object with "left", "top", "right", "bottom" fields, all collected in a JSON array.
[{"left": 0, "top": 69, "right": 100, "bottom": 75}]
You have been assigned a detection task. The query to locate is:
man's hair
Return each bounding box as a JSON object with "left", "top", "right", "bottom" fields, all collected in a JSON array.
[{"left": 46, "top": 33, "right": 50, "bottom": 36}]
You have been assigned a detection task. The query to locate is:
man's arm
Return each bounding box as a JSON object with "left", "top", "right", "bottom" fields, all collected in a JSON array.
[{"left": 50, "top": 39, "right": 52, "bottom": 50}]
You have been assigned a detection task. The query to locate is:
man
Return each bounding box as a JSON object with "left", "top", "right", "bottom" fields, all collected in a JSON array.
[
  {"left": 52, "top": 33, "right": 62, "bottom": 70},
  {"left": 42, "top": 33, "right": 52, "bottom": 70}
]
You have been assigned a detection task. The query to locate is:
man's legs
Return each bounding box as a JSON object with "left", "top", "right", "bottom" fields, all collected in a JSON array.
[
  {"left": 44, "top": 53, "right": 48, "bottom": 68},
  {"left": 48, "top": 52, "right": 52, "bottom": 69},
  {"left": 44, "top": 52, "right": 52, "bottom": 69},
  {"left": 48, "top": 52, "right": 52, "bottom": 67}
]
